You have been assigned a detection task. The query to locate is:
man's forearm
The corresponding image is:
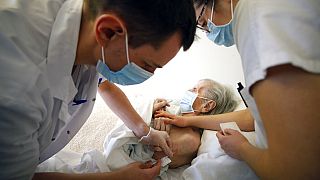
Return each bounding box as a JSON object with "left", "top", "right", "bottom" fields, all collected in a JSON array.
[{"left": 98, "top": 81, "right": 149, "bottom": 138}]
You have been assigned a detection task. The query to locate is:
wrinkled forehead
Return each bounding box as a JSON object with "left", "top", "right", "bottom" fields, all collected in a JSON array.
[{"left": 190, "top": 80, "right": 212, "bottom": 95}]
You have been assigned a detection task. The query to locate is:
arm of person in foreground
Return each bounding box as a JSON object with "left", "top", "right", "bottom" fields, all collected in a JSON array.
[
  {"left": 33, "top": 161, "right": 162, "bottom": 180},
  {"left": 155, "top": 109, "right": 254, "bottom": 131},
  {"left": 217, "top": 64, "right": 320, "bottom": 179},
  {"left": 98, "top": 80, "right": 173, "bottom": 157}
]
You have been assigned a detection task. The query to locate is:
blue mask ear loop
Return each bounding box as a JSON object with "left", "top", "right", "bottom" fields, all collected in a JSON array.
[{"left": 209, "top": 0, "right": 234, "bottom": 26}]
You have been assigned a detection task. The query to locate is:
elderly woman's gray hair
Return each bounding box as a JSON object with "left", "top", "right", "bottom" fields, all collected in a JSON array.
[{"left": 200, "top": 79, "right": 239, "bottom": 115}]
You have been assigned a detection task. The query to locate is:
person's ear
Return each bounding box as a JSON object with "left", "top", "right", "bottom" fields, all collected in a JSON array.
[
  {"left": 201, "top": 100, "right": 216, "bottom": 113},
  {"left": 94, "top": 14, "right": 126, "bottom": 47}
]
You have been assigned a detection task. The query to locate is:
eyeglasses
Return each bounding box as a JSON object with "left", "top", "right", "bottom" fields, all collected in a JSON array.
[{"left": 196, "top": 0, "right": 209, "bottom": 33}]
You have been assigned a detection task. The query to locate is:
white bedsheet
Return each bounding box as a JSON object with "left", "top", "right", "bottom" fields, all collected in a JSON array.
[{"left": 37, "top": 95, "right": 258, "bottom": 179}]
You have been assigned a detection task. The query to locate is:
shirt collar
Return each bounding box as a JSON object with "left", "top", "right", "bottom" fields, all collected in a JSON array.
[{"left": 46, "top": 0, "right": 83, "bottom": 103}]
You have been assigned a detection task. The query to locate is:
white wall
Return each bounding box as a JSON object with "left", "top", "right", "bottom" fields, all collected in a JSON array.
[{"left": 118, "top": 31, "right": 246, "bottom": 108}]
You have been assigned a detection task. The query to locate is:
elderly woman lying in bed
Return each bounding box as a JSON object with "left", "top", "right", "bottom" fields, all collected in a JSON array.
[
  {"left": 36, "top": 79, "right": 239, "bottom": 176},
  {"left": 150, "top": 78, "right": 238, "bottom": 168}
]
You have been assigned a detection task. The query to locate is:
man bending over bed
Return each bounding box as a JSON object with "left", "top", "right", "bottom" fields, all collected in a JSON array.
[{"left": 151, "top": 79, "right": 238, "bottom": 168}]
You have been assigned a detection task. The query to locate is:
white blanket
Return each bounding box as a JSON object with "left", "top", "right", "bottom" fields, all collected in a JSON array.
[{"left": 37, "top": 96, "right": 187, "bottom": 179}]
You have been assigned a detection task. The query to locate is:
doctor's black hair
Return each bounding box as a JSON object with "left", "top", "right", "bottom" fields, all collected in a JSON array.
[{"left": 85, "top": 0, "right": 196, "bottom": 51}]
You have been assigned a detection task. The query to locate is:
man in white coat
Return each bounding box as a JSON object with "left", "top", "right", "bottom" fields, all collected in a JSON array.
[{"left": 0, "top": 0, "right": 196, "bottom": 179}]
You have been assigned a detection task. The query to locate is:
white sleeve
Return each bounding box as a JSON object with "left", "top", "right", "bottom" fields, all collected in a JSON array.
[
  {"left": 0, "top": 97, "right": 42, "bottom": 179},
  {"left": 235, "top": 0, "right": 320, "bottom": 90}
]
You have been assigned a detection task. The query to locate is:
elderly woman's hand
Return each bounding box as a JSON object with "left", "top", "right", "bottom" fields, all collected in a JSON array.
[
  {"left": 153, "top": 117, "right": 171, "bottom": 134},
  {"left": 216, "top": 129, "right": 249, "bottom": 160},
  {"left": 153, "top": 99, "right": 170, "bottom": 113}
]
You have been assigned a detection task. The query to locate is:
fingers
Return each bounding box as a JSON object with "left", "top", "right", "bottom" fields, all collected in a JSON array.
[
  {"left": 159, "top": 133, "right": 173, "bottom": 157},
  {"left": 154, "top": 98, "right": 166, "bottom": 104},
  {"left": 146, "top": 128, "right": 173, "bottom": 157},
  {"left": 165, "top": 124, "right": 171, "bottom": 134},
  {"left": 154, "top": 111, "right": 175, "bottom": 119},
  {"left": 160, "top": 119, "right": 166, "bottom": 131},
  {"left": 153, "top": 99, "right": 170, "bottom": 112},
  {"left": 139, "top": 161, "right": 161, "bottom": 178},
  {"left": 216, "top": 130, "right": 225, "bottom": 140},
  {"left": 166, "top": 136, "right": 173, "bottom": 155},
  {"left": 153, "top": 146, "right": 162, "bottom": 152},
  {"left": 141, "top": 161, "right": 153, "bottom": 169},
  {"left": 149, "top": 160, "right": 161, "bottom": 176},
  {"left": 154, "top": 118, "right": 161, "bottom": 130},
  {"left": 224, "top": 128, "right": 239, "bottom": 135},
  {"left": 163, "top": 119, "right": 174, "bottom": 125},
  {"left": 154, "top": 118, "right": 171, "bottom": 132}
]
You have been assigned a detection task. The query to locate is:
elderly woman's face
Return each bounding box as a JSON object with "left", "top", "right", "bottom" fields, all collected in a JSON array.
[{"left": 189, "top": 80, "right": 212, "bottom": 112}]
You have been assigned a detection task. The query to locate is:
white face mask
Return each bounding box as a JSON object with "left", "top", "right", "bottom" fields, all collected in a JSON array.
[{"left": 180, "top": 91, "right": 212, "bottom": 114}]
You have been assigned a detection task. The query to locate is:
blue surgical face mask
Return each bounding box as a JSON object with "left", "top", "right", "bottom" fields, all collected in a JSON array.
[
  {"left": 180, "top": 91, "right": 198, "bottom": 114},
  {"left": 180, "top": 91, "right": 212, "bottom": 114},
  {"left": 96, "top": 33, "right": 153, "bottom": 85},
  {"left": 206, "top": 0, "right": 235, "bottom": 47}
]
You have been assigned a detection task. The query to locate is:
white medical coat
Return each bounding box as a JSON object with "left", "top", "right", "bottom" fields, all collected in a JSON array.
[
  {"left": 0, "top": 0, "right": 98, "bottom": 179},
  {"left": 233, "top": 0, "right": 320, "bottom": 149}
]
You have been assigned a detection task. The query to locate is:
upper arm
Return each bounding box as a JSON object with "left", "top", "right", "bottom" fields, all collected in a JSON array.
[{"left": 251, "top": 64, "right": 320, "bottom": 178}]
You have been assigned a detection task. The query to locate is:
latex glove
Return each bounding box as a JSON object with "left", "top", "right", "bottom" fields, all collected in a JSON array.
[
  {"left": 153, "top": 117, "right": 171, "bottom": 134},
  {"left": 139, "top": 127, "right": 173, "bottom": 157}
]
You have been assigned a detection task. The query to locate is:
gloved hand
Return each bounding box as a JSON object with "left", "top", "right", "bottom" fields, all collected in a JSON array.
[{"left": 138, "top": 127, "right": 173, "bottom": 157}]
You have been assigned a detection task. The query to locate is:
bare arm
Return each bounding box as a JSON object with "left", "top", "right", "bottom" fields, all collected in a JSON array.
[
  {"left": 98, "top": 80, "right": 149, "bottom": 138},
  {"left": 185, "top": 109, "right": 254, "bottom": 131},
  {"left": 219, "top": 65, "right": 320, "bottom": 179},
  {"left": 155, "top": 109, "right": 254, "bottom": 131}
]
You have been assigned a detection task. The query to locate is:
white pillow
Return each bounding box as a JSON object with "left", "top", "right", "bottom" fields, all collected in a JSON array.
[
  {"left": 184, "top": 130, "right": 259, "bottom": 180},
  {"left": 197, "top": 130, "right": 225, "bottom": 157},
  {"left": 198, "top": 130, "right": 257, "bottom": 156}
]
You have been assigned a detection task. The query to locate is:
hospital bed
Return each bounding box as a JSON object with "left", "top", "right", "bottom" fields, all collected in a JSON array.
[{"left": 37, "top": 95, "right": 258, "bottom": 180}]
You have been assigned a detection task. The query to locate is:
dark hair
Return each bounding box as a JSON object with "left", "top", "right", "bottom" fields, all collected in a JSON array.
[
  {"left": 85, "top": 0, "right": 196, "bottom": 51},
  {"left": 193, "top": 0, "right": 214, "bottom": 8}
]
